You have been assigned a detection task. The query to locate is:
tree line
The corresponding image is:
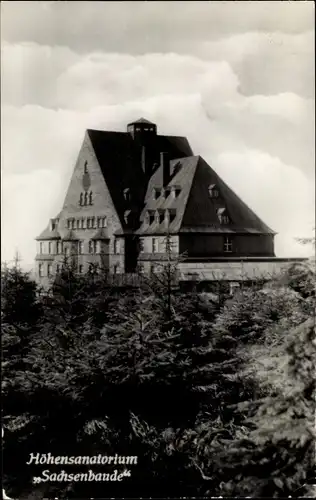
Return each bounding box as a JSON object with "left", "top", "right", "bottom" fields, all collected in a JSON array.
[{"left": 1, "top": 249, "right": 315, "bottom": 499}]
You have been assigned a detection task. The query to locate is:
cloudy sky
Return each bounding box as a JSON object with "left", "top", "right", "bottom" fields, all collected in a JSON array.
[{"left": 1, "top": 0, "right": 315, "bottom": 269}]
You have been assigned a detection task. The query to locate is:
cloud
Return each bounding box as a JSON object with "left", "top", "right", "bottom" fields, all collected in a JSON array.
[
  {"left": 216, "top": 150, "right": 315, "bottom": 257},
  {"left": 1, "top": 2, "right": 314, "bottom": 268},
  {"left": 1, "top": 1, "right": 313, "bottom": 54}
]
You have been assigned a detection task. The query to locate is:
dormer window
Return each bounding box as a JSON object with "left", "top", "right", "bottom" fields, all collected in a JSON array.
[
  {"left": 147, "top": 210, "right": 155, "bottom": 225},
  {"left": 164, "top": 187, "right": 171, "bottom": 198},
  {"left": 217, "top": 208, "right": 230, "bottom": 225},
  {"left": 167, "top": 209, "right": 176, "bottom": 225},
  {"left": 124, "top": 210, "right": 131, "bottom": 224},
  {"left": 139, "top": 238, "right": 144, "bottom": 252},
  {"left": 84, "top": 161, "right": 88, "bottom": 174},
  {"left": 158, "top": 210, "right": 164, "bottom": 224},
  {"left": 123, "top": 188, "right": 131, "bottom": 201},
  {"left": 153, "top": 188, "right": 161, "bottom": 200},
  {"left": 209, "top": 184, "right": 219, "bottom": 198},
  {"left": 174, "top": 186, "right": 181, "bottom": 198}
]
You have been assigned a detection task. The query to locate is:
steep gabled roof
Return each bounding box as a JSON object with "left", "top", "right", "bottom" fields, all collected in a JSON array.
[
  {"left": 35, "top": 226, "right": 61, "bottom": 241},
  {"left": 181, "top": 156, "right": 275, "bottom": 234},
  {"left": 87, "top": 129, "right": 193, "bottom": 227},
  {"left": 136, "top": 156, "right": 199, "bottom": 235}
]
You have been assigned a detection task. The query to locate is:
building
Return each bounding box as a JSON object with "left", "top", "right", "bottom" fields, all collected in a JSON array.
[{"left": 35, "top": 117, "right": 299, "bottom": 288}]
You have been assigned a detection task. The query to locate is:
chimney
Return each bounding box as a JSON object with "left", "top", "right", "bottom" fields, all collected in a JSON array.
[{"left": 161, "top": 152, "right": 170, "bottom": 187}]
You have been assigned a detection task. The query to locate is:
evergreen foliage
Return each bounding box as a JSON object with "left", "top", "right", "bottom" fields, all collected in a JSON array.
[{"left": 2, "top": 255, "right": 314, "bottom": 498}]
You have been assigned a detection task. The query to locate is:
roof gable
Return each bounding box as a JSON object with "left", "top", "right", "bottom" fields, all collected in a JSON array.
[
  {"left": 181, "top": 156, "right": 275, "bottom": 234},
  {"left": 136, "top": 156, "right": 199, "bottom": 234}
]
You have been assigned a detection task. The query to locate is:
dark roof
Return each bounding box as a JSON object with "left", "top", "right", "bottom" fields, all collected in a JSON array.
[
  {"left": 36, "top": 226, "right": 61, "bottom": 241},
  {"left": 128, "top": 117, "right": 155, "bottom": 125},
  {"left": 87, "top": 129, "right": 193, "bottom": 228},
  {"left": 37, "top": 122, "right": 274, "bottom": 242},
  {"left": 181, "top": 156, "right": 275, "bottom": 234}
]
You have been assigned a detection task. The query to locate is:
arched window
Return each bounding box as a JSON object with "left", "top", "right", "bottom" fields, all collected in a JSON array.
[
  {"left": 123, "top": 188, "right": 130, "bottom": 201},
  {"left": 84, "top": 161, "right": 88, "bottom": 174},
  {"left": 84, "top": 192, "right": 88, "bottom": 206}
]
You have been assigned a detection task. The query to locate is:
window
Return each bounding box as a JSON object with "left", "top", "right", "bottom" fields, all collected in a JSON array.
[
  {"left": 168, "top": 210, "right": 176, "bottom": 224},
  {"left": 174, "top": 187, "right": 181, "bottom": 198},
  {"left": 56, "top": 264, "right": 60, "bottom": 274},
  {"left": 114, "top": 264, "right": 120, "bottom": 274},
  {"left": 124, "top": 210, "right": 131, "bottom": 224},
  {"left": 48, "top": 242, "right": 52, "bottom": 254},
  {"left": 89, "top": 240, "right": 96, "bottom": 254},
  {"left": 38, "top": 263, "right": 43, "bottom": 277},
  {"left": 81, "top": 218, "right": 85, "bottom": 229},
  {"left": 64, "top": 247, "right": 70, "bottom": 257},
  {"left": 164, "top": 187, "right": 171, "bottom": 198},
  {"left": 84, "top": 161, "right": 88, "bottom": 174},
  {"left": 114, "top": 239, "right": 120, "bottom": 255},
  {"left": 139, "top": 238, "right": 144, "bottom": 252},
  {"left": 47, "top": 264, "right": 52, "bottom": 277},
  {"left": 148, "top": 211, "right": 155, "bottom": 225},
  {"left": 97, "top": 217, "right": 102, "bottom": 228},
  {"left": 209, "top": 184, "right": 219, "bottom": 198},
  {"left": 153, "top": 188, "right": 161, "bottom": 200},
  {"left": 91, "top": 217, "right": 95, "bottom": 228},
  {"left": 87, "top": 218, "right": 92, "bottom": 229},
  {"left": 229, "top": 282, "right": 240, "bottom": 296},
  {"left": 79, "top": 265, "right": 84, "bottom": 274},
  {"left": 39, "top": 242, "right": 44, "bottom": 254},
  {"left": 79, "top": 193, "right": 83, "bottom": 206},
  {"left": 51, "top": 220, "right": 56, "bottom": 231},
  {"left": 217, "top": 208, "right": 230, "bottom": 225},
  {"left": 224, "top": 237, "right": 233, "bottom": 253},
  {"left": 67, "top": 219, "right": 71, "bottom": 229},
  {"left": 71, "top": 219, "right": 75, "bottom": 230},
  {"left": 138, "top": 263, "right": 145, "bottom": 274},
  {"left": 57, "top": 241, "right": 63, "bottom": 254},
  {"left": 78, "top": 241, "right": 83, "bottom": 254},
  {"left": 96, "top": 241, "right": 101, "bottom": 254},
  {"left": 89, "top": 192, "right": 93, "bottom": 205},
  {"left": 158, "top": 211, "right": 164, "bottom": 224},
  {"left": 123, "top": 188, "right": 131, "bottom": 201},
  {"left": 84, "top": 192, "right": 88, "bottom": 206},
  {"left": 152, "top": 238, "right": 158, "bottom": 253}
]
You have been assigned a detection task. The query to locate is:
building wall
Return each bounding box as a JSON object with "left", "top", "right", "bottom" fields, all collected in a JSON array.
[
  {"left": 179, "top": 233, "right": 274, "bottom": 257},
  {"left": 36, "top": 132, "right": 125, "bottom": 285}
]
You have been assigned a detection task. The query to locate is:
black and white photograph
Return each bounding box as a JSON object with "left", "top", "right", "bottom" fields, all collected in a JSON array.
[{"left": 1, "top": 1, "right": 315, "bottom": 498}]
